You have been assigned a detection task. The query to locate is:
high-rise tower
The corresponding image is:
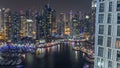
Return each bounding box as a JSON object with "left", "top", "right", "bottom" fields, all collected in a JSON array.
[
  {"left": 94, "top": 0, "right": 120, "bottom": 68},
  {"left": 57, "top": 13, "right": 66, "bottom": 37},
  {"left": 0, "top": 9, "right": 2, "bottom": 31},
  {"left": 11, "top": 12, "right": 21, "bottom": 43}
]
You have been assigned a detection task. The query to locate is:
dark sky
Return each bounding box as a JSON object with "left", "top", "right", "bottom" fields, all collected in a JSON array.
[{"left": 0, "top": 0, "right": 92, "bottom": 14}]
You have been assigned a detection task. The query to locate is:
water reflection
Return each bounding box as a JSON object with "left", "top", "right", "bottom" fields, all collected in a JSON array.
[
  {"left": 57, "top": 44, "right": 60, "bottom": 52},
  {"left": 75, "top": 51, "right": 78, "bottom": 60},
  {"left": 0, "top": 43, "right": 94, "bottom": 68},
  {"left": 27, "top": 43, "right": 93, "bottom": 68},
  {"left": 36, "top": 48, "right": 45, "bottom": 58},
  {"left": 47, "top": 47, "right": 51, "bottom": 53}
]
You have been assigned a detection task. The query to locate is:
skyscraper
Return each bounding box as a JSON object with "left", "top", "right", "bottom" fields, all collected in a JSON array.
[
  {"left": 12, "top": 12, "right": 21, "bottom": 43},
  {"left": 89, "top": 0, "right": 96, "bottom": 41},
  {"left": 57, "top": 13, "right": 66, "bottom": 37},
  {"left": 51, "top": 9, "right": 56, "bottom": 37},
  {"left": 25, "top": 9, "right": 34, "bottom": 37},
  {"left": 20, "top": 11, "right": 26, "bottom": 37},
  {"left": 4, "top": 8, "right": 12, "bottom": 40},
  {"left": 36, "top": 4, "right": 55, "bottom": 42},
  {"left": 43, "top": 4, "right": 55, "bottom": 42},
  {"left": 36, "top": 12, "right": 44, "bottom": 40},
  {"left": 71, "top": 14, "right": 80, "bottom": 37},
  {"left": 0, "top": 9, "right": 2, "bottom": 31},
  {"left": 94, "top": 0, "right": 120, "bottom": 68}
]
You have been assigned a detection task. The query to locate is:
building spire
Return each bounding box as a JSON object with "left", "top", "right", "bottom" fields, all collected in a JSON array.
[{"left": 47, "top": 0, "right": 50, "bottom": 8}]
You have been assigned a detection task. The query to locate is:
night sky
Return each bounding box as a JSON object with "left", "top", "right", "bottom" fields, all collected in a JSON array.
[{"left": 0, "top": 0, "right": 92, "bottom": 14}]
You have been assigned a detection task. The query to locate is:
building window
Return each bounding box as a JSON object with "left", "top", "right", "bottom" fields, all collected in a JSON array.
[
  {"left": 108, "top": 25, "right": 111, "bottom": 35},
  {"left": 98, "top": 47, "right": 104, "bottom": 57},
  {"left": 98, "top": 36, "right": 103, "bottom": 46},
  {"left": 117, "top": 1, "right": 120, "bottom": 11},
  {"left": 101, "top": 59, "right": 105, "bottom": 68},
  {"left": 117, "top": 63, "right": 120, "bottom": 68},
  {"left": 107, "top": 37, "right": 111, "bottom": 47},
  {"left": 99, "top": 3, "right": 105, "bottom": 12},
  {"left": 117, "top": 13, "right": 120, "bottom": 24},
  {"left": 109, "top": 2, "right": 112, "bottom": 12},
  {"left": 97, "top": 58, "right": 105, "bottom": 68},
  {"left": 117, "top": 51, "right": 120, "bottom": 61},
  {"left": 97, "top": 58, "right": 100, "bottom": 67},
  {"left": 99, "top": 25, "right": 104, "bottom": 34},
  {"left": 108, "top": 49, "right": 112, "bottom": 59},
  {"left": 98, "top": 14, "right": 104, "bottom": 23},
  {"left": 99, "top": 0, "right": 104, "bottom": 2},
  {"left": 108, "top": 61, "right": 112, "bottom": 68},
  {"left": 107, "top": 13, "right": 112, "bottom": 24},
  {"left": 116, "top": 38, "right": 120, "bottom": 49},
  {"left": 117, "top": 26, "right": 120, "bottom": 36}
]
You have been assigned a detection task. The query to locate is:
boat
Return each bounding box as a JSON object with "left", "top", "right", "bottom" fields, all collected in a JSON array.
[{"left": 72, "top": 46, "right": 80, "bottom": 51}]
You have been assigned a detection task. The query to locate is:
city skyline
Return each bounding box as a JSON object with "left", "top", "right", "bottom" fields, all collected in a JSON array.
[
  {"left": 0, "top": 0, "right": 92, "bottom": 14},
  {"left": 0, "top": 0, "right": 95, "bottom": 68}
]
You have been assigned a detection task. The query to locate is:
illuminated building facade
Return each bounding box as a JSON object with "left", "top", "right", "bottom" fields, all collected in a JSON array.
[
  {"left": 25, "top": 9, "right": 34, "bottom": 37},
  {"left": 0, "top": 9, "right": 2, "bottom": 31},
  {"left": 57, "top": 13, "right": 66, "bottom": 37},
  {"left": 20, "top": 11, "right": 26, "bottom": 37},
  {"left": 36, "top": 5, "right": 56, "bottom": 42},
  {"left": 94, "top": 0, "right": 120, "bottom": 68},
  {"left": 71, "top": 13, "right": 80, "bottom": 37},
  {"left": 51, "top": 10, "right": 56, "bottom": 36},
  {"left": 89, "top": 0, "right": 96, "bottom": 41},
  {"left": 36, "top": 12, "right": 44, "bottom": 40},
  {"left": 11, "top": 12, "right": 21, "bottom": 43},
  {"left": 43, "top": 5, "right": 55, "bottom": 42},
  {"left": 69, "top": 11, "right": 83, "bottom": 38},
  {"left": 69, "top": 10, "right": 73, "bottom": 22},
  {"left": 4, "top": 8, "right": 12, "bottom": 40},
  {"left": 64, "top": 22, "right": 70, "bottom": 36}
]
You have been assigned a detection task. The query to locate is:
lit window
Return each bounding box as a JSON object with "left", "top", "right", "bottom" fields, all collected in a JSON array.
[
  {"left": 97, "top": 58, "right": 100, "bottom": 67},
  {"left": 97, "top": 58, "right": 105, "bottom": 68},
  {"left": 101, "top": 59, "right": 104, "bottom": 68},
  {"left": 116, "top": 38, "right": 120, "bottom": 49}
]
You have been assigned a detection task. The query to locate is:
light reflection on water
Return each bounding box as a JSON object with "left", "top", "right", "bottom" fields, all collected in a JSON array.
[
  {"left": 47, "top": 47, "right": 51, "bottom": 53},
  {"left": 75, "top": 51, "right": 78, "bottom": 60},
  {"left": 57, "top": 44, "right": 60, "bottom": 52},
  {"left": 36, "top": 48, "right": 45, "bottom": 55},
  {"left": 0, "top": 43, "right": 94, "bottom": 68}
]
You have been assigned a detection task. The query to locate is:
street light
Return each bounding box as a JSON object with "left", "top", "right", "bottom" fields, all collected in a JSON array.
[{"left": 85, "top": 15, "right": 89, "bottom": 19}]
